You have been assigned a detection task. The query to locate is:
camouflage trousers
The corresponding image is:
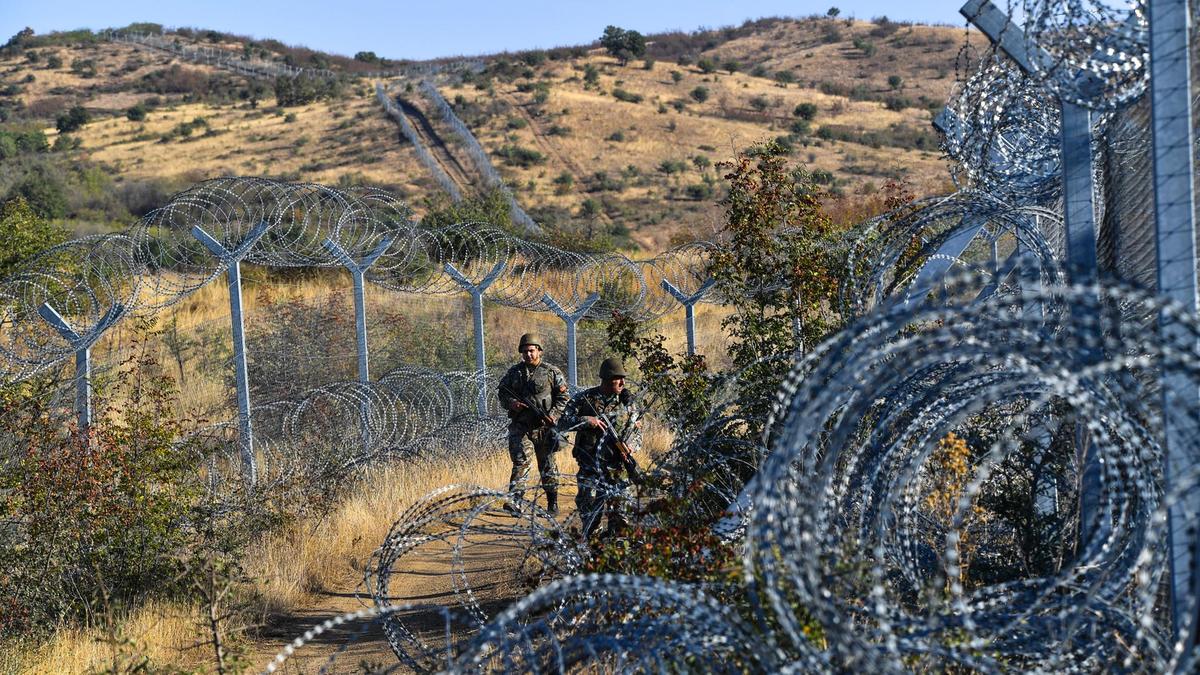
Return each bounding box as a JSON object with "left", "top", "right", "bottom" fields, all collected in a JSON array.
[
  {"left": 574, "top": 454, "right": 629, "bottom": 540},
  {"left": 507, "top": 425, "right": 560, "bottom": 500}
]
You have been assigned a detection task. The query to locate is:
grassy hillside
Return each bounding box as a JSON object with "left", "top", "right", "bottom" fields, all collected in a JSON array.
[{"left": 0, "top": 17, "right": 985, "bottom": 250}]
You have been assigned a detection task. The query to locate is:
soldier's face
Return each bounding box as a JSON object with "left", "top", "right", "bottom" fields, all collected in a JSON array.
[
  {"left": 601, "top": 376, "right": 625, "bottom": 395},
  {"left": 521, "top": 345, "right": 542, "bottom": 366}
]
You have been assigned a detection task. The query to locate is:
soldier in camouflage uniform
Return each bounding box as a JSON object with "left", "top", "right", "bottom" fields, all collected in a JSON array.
[
  {"left": 559, "top": 357, "right": 642, "bottom": 540},
  {"left": 497, "top": 333, "right": 570, "bottom": 515}
]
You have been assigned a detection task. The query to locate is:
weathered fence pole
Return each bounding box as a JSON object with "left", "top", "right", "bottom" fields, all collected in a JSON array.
[
  {"left": 192, "top": 222, "right": 269, "bottom": 484},
  {"left": 1148, "top": 0, "right": 1200, "bottom": 643},
  {"left": 36, "top": 302, "right": 125, "bottom": 435},
  {"left": 661, "top": 278, "right": 715, "bottom": 355},
  {"left": 323, "top": 237, "right": 393, "bottom": 383},
  {"left": 541, "top": 292, "right": 600, "bottom": 388},
  {"left": 445, "top": 261, "right": 507, "bottom": 415}
]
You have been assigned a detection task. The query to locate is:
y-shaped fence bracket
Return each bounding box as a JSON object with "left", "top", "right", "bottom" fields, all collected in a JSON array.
[
  {"left": 193, "top": 221, "right": 270, "bottom": 485},
  {"left": 661, "top": 278, "right": 715, "bottom": 355},
  {"left": 541, "top": 292, "right": 600, "bottom": 388},
  {"left": 37, "top": 302, "right": 126, "bottom": 437},
  {"left": 445, "top": 260, "right": 507, "bottom": 415},
  {"left": 323, "top": 237, "right": 394, "bottom": 383}
]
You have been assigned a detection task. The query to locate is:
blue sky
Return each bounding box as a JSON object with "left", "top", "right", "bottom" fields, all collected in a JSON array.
[{"left": 1, "top": 1, "right": 969, "bottom": 61}]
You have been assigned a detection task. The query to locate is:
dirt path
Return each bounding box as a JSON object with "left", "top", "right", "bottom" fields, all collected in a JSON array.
[
  {"left": 246, "top": 493, "right": 584, "bottom": 673},
  {"left": 395, "top": 96, "right": 477, "bottom": 199}
]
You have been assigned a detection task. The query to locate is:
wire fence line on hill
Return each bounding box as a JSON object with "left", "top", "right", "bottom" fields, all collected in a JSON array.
[
  {"left": 418, "top": 80, "right": 542, "bottom": 236},
  {"left": 376, "top": 83, "right": 464, "bottom": 201},
  {"left": 102, "top": 29, "right": 485, "bottom": 82}
]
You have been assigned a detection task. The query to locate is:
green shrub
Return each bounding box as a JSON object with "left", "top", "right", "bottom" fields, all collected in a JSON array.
[
  {"left": 697, "top": 57, "right": 717, "bottom": 74},
  {"left": 689, "top": 86, "right": 709, "bottom": 103},
  {"left": 685, "top": 182, "right": 715, "bottom": 200},
  {"left": 612, "top": 88, "right": 643, "bottom": 104},
  {"left": 497, "top": 144, "right": 546, "bottom": 168},
  {"left": 125, "top": 102, "right": 148, "bottom": 121},
  {"left": 793, "top": 102, "right": 818, "bottom": 120},
  {"left": 54, "top": 104, "right": 89, "bottom": 133},
  {"left": 657, "top": 158, "right": 687, "bottom": 174},
  {"left": 606, "top": 130, "right": 625, "bottom": 142},
  {"left": 0, "top": 196, "right": 67, "bottom": 277}
]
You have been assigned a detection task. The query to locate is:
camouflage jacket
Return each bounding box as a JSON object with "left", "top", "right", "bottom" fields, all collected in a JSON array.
[
  {"left": 497, "top": 361, "right": 569, "bottom": 431},
  {"left": 559, "top": 387, "right": 642, "bottom": 465}
]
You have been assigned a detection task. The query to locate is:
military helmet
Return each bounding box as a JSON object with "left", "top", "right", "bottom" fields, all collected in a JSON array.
[
  {"left": 599, "top": 357, "right": 627, "bottom": 380},
  {"left": 518, "top": 333, "right": 542, "bottom": 350}
]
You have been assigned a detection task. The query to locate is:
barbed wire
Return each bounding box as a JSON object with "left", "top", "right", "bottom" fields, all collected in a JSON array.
[
  {"left": 0, "top": 177, "right": 720, "bottom": 384},
  {"left": 840, "top": 191, "right": 1065, "bottom": 318},
  {"left": 1020, "top": 0, "right": 1149, "bottom": 110},
  {"left": 749, "top": 274, "right": 1197, "bottom": 671},
  {"left": 941, "top": 60, "right": 1063, "bottom": 202}
]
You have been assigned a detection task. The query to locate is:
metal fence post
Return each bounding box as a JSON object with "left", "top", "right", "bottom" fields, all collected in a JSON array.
[
  {"left": 1148, "top": 0, "right": 1200, "bottom": 643},
  {"left": 36, "top": 302, "right": 125, "bottom": 435},
  {"left": 661, "top": 278, "right": 715, "bottom": 355},
  {"left": 444, "top": 261, "right": 507, "bottom": 415},
  {"left": 323, "top": 237, "right": 393, "bottom": 383},
  {"left": 193, "top": 221, "right": 270, "bottom": 484},
  {"left": 958, "top": 0, "right": 1107, "bottom": 565},
  {"left": 541, "top": 292, "right": 600, "bottom": 387}
]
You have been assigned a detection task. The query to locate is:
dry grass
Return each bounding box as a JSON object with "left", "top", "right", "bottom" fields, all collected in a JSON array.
[{"left": 2, "top": 600, "right": 207, "bottom": 674}]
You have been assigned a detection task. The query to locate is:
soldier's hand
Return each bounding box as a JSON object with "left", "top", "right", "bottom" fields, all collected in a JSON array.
[
  {"left": 509, "top": 400, "right": 528, "bottom": 412},
  {"left": 585, "top": 416, "right": 605, "bottom": 430}
]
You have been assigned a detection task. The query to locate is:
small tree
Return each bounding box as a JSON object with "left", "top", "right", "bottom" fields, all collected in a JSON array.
[
  {"left": 723, "top": 60, "right": 740, "bottom": 74},
  {"left": 711, "top": 141, "right": 843, "bottom": 432},
  {"left": 126, "top": 102, "right": 148, "bottom": 121},
  {"left": 888, "top": 74, "right": 904, "bottom": 90},
  {"left": 827, "top": 6, "right": 841, "bottom": 17},
  {"left": 600, "top": 25, "right": 646, "bottom": 65},
  {"left": 697, "top": 57, "right": 717, "bottom": 74},
  {"left": 690, "top": 86, "right": 709, "bottom": 103},
  {"left": 793, "top": 102, "right": 818, "bottom": 120},
  {"left": 55, "top": 104, "right": 90, "bottom": 133},
  {"left": 0, "top": 196, "right": 68, "bottom": 278}
]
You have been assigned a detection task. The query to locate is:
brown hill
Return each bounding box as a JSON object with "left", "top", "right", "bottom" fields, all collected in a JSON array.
[{"left": 0, "top": 17, "right": 987, "bottom": 251}]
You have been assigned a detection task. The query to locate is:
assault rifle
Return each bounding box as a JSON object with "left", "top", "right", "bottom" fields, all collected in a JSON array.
[
  {"left": 499, "top": 382, "right": 558, "bottom": 428},
  {"left": 596, "top": 410, "right": 643, "bottom": 485}
]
